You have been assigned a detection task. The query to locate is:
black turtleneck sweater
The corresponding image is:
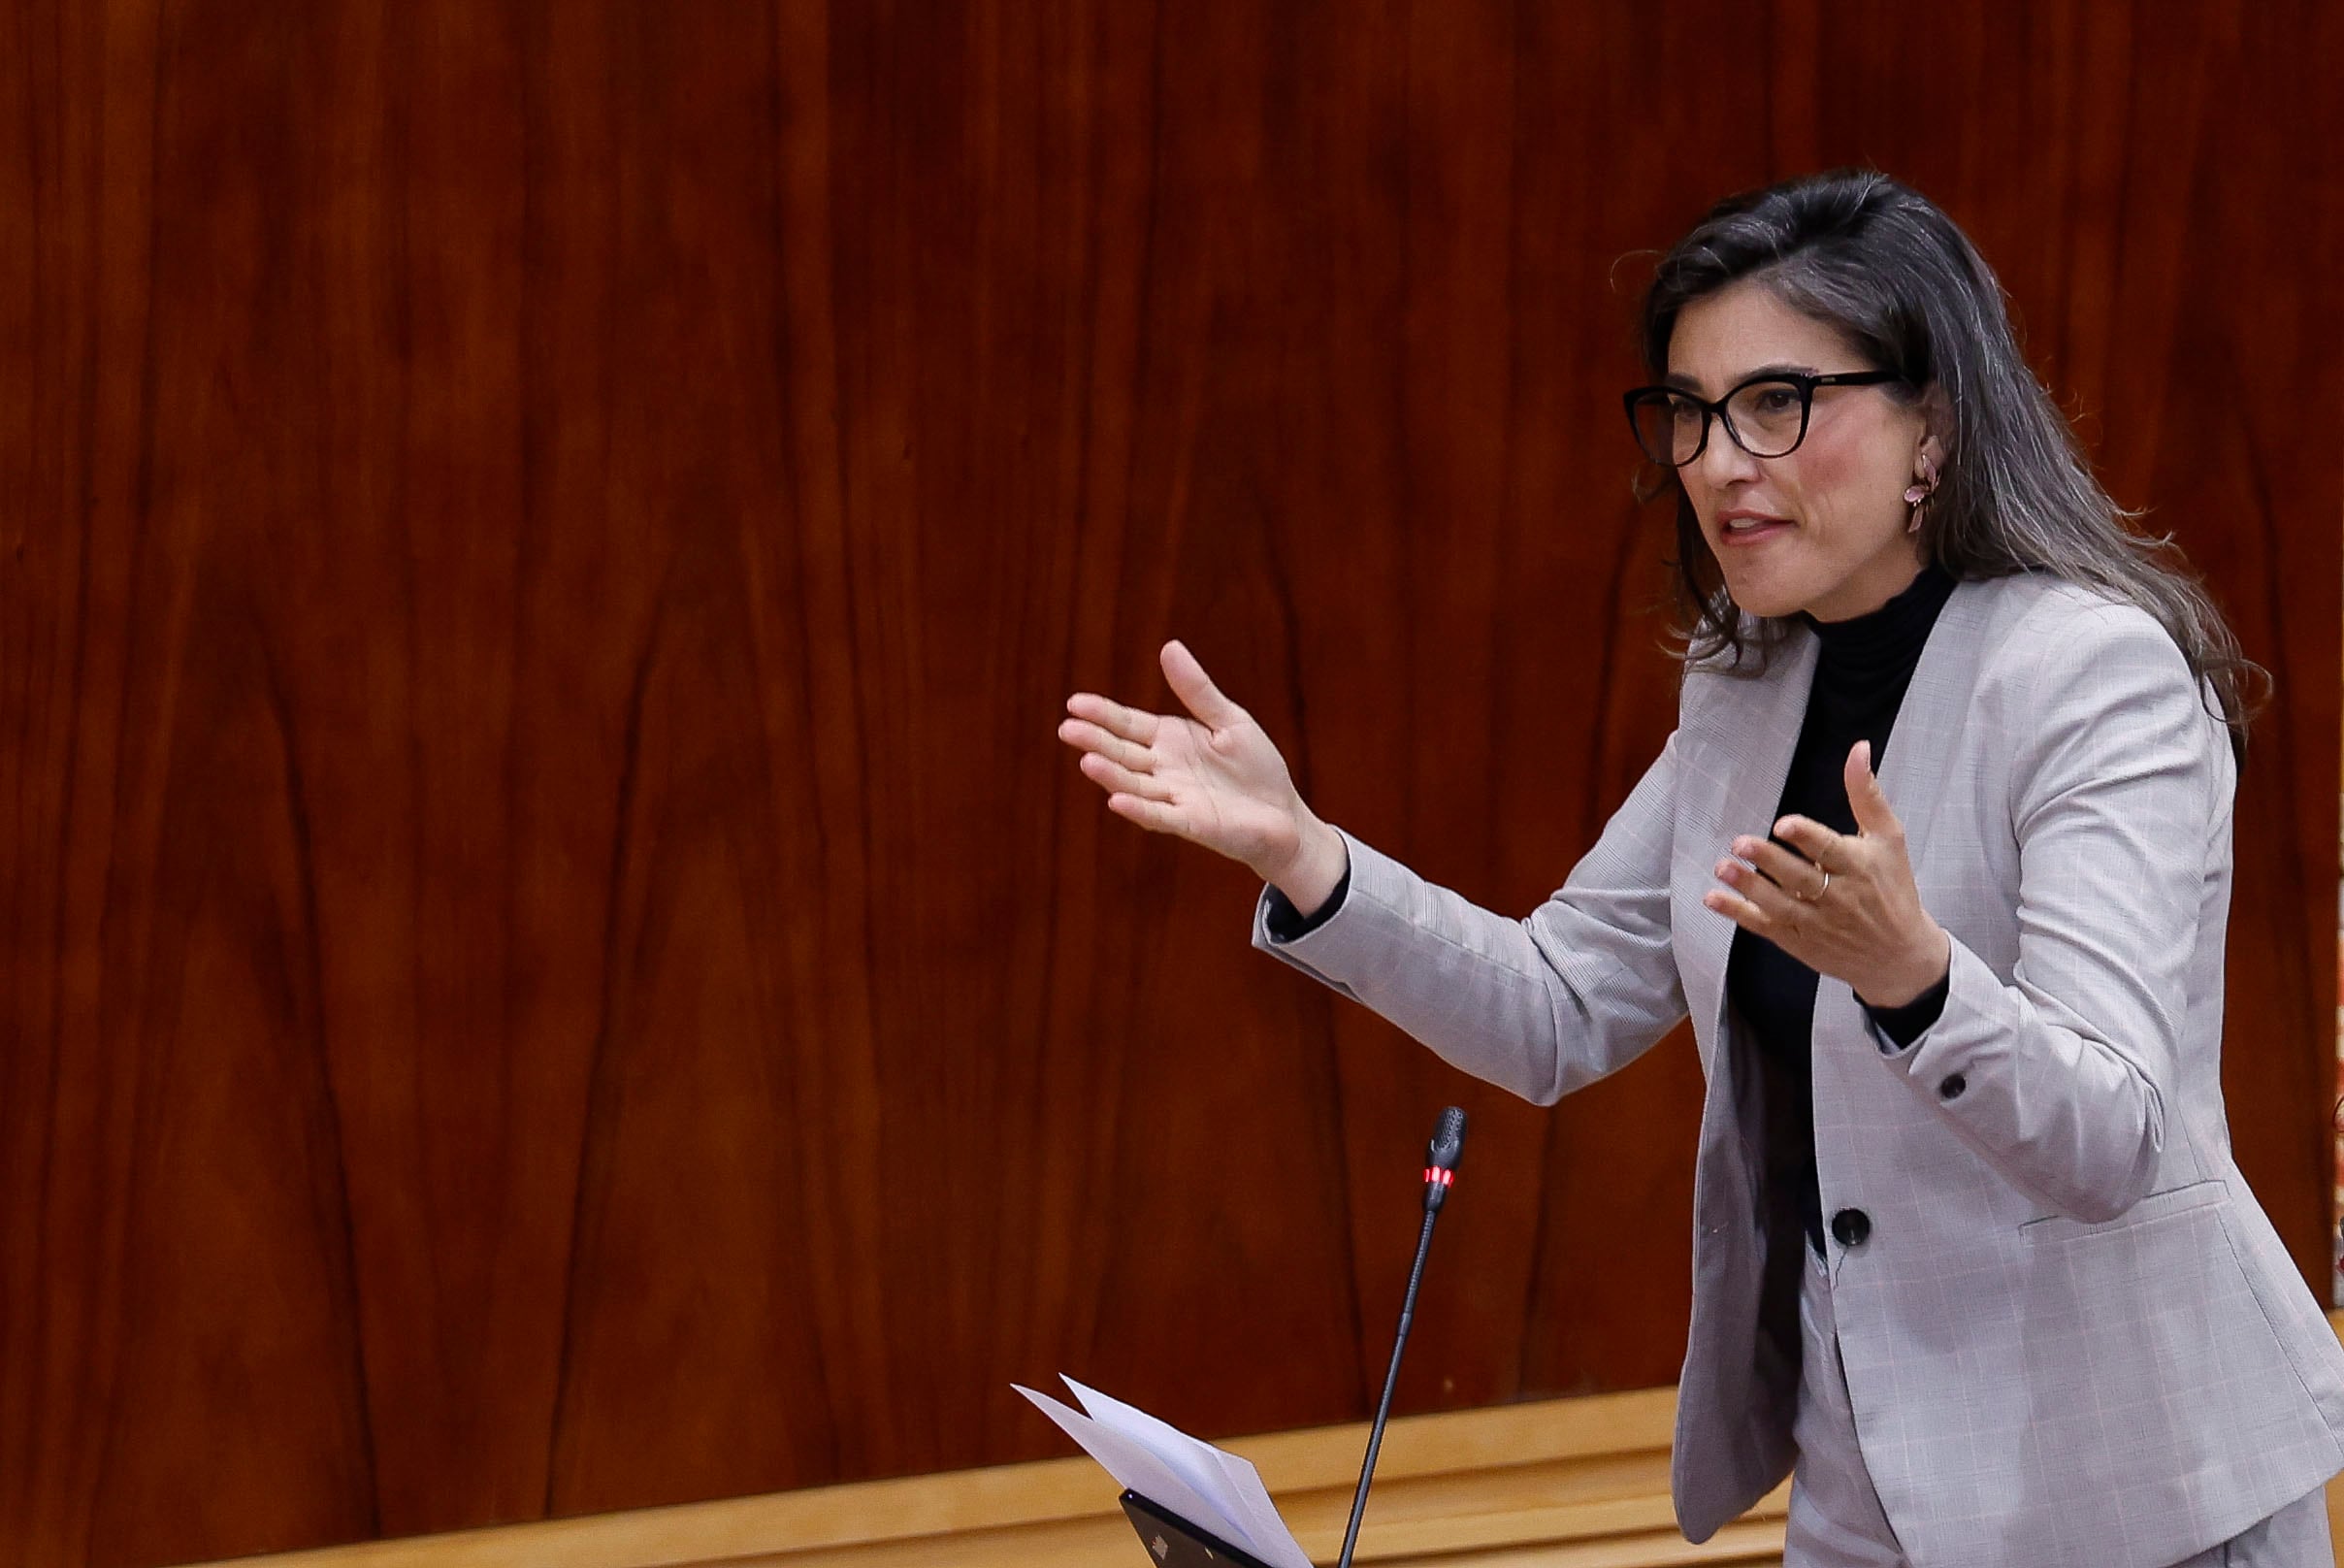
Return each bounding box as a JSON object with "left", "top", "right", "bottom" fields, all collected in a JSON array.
[
  {"left": 1264, "top": 566, "right": 1957, "bottom": 1253},
  {"left": 1730, "top": 564, "right": 1955, "bottom": 1255}
]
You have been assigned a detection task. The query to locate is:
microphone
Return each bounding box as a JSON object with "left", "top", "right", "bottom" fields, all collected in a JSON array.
[
  {"left": 1422, "top": 1104, "right": 1465, "bottom": 1213},
  {"left": 1335, "top": 1106, "right": 1468, "bottom": 1568}
]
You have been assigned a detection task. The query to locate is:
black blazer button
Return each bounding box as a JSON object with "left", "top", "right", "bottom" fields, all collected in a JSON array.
[
  {"left": 1831, "top": 1208, "right": 1872, "bottom": 1248},
  {"left": 1938, "top": 1072, "right": 1968, "bottom": 1101}
]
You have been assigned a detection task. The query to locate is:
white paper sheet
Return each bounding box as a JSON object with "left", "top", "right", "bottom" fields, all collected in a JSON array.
[
  {"left": 1064, "top": 1378, "right": 1310, "bottom": 1568},
  {"left": 1014, "top": 1379, "right": 1315, "bottom": 1568}
]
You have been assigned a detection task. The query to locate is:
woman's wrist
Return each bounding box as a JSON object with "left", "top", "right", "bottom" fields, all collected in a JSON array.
[
  {"left": 1261, "top": 813, "right": 1350, "bottom": 919},
  {"left": 1858, "top": 922, "right": 1952, "bottom": 1010}
]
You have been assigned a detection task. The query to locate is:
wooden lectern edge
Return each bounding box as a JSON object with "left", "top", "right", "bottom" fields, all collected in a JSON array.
[
  {"left": 173, "top": 1310, "right": 2344, "bottom": 1568},
  {"left": 176, "top": 1388, "right": 1680, "bottom": 1568}
]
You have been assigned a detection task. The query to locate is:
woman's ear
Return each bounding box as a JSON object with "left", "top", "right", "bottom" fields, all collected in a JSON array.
[
  {"left": 1917, "top": 384, "right": 1954, "bottom": 472},
  {"left": 1916, "top": 434, "right": 1944, "bottom": 492},
  {"left": 1904, "top": 390, "right": 1952, "bottom": 532}
]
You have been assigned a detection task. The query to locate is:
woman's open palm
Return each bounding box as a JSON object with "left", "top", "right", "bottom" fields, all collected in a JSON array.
[{"left": 1058, "top": 640, "right": 1309, "bottom": 878}]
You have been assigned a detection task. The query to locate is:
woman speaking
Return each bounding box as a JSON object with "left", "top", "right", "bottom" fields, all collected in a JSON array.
[{"left": 1057, "top": 172, "right": 2344, "bottom": 1568}]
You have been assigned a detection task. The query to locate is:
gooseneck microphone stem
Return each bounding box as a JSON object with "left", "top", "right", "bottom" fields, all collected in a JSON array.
[
  {"left": 1336, "top": 1105, "right": 1466, "bottom": 1568},
  {"left": 1334, "top": 1206, "right": 1441, "bottom": 1568}
]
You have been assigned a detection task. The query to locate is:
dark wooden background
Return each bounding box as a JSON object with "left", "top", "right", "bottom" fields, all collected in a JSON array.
[{"left": 2, "top": 3, "right": 2337, "bottom": 1565}]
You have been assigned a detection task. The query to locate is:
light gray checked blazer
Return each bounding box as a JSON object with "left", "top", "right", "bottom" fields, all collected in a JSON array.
[{"left": 1253, "top": 572, "right": 2344, "bottom": 1568}]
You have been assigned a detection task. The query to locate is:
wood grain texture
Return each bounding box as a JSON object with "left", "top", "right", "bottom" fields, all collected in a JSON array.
[
  {"left": 179, "top": 1388, "right": 1782, "bottom": 1568},
  {"left": 0, "top": 3, "right": 2336, "bottom": 1565},
  {"left": 153, "top": 1322, "right": 2344, "bottom": 1568}
]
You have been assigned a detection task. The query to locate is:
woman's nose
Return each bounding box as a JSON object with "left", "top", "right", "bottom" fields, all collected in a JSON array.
[{"left": 1695, "top": 418, "right": 1763, "bottom": 488}]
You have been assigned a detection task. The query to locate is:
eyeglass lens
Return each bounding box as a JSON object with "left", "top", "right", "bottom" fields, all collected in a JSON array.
[{"left": 1632, "top": 379, "right": 1812, "bottom": 466}]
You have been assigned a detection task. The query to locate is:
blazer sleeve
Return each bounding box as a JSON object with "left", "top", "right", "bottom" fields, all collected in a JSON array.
[
  {"left": 1869, "top": 605, "right": 2225, "bottom": 1222},
  {"left": 1251, "top": 731, "right": 1690, "bottom": 1106}
]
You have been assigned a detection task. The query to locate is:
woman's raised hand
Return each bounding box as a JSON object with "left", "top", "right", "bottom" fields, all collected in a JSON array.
[
  {"left": 1704, "top": 740, "right": 1951, "bottom": 1009},
  {"left": 1058, "top": 640, "right": 1348, "bottom": 907}
]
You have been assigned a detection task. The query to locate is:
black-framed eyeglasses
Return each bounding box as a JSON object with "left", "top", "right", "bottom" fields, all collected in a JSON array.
[{"left": 1622, "top": 370, "right": 1904, "bottom": 467}]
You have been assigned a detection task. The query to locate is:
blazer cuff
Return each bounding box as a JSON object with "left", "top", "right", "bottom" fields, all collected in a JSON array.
[
  {"left": 1251, "top": 828, "right": 1409, "bottom": 1000},
  {"left": 1861, "top": 970, "right": 1949, "bottom": 1050},
  {"left": 1866, "top": 936, "right": 1991, "bottom": 1062},
  {"left": 1263, "top": 862, "right": 1352, "bottom": 942}
]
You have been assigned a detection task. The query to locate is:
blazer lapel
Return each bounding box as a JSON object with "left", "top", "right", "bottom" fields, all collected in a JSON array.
[
  {"left": 1808, "top": 579, "right": 1996, "bottom": 1057},
  {"left": 1678, "top": 628, "right": 1819, "bottom": 1068},
  {"left": 1868, "top": 578, "right": 1994, "bottom": 872},
  {"left": 1679, "top": 582, "right": 1995, "bottom": 1068}
]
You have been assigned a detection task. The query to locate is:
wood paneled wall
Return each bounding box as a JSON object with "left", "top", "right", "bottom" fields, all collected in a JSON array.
[{"left": 2, "top": 4, "right": 2336, "bottom": 1565}]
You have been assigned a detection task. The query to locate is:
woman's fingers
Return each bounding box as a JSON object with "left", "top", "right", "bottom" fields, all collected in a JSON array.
[
  {"left": 1700, "top": 755, "right": 1937, "bottom": 998},
  {"left": 1078, "top": 750, "right": 1174, "bottom": 802},
  {"left": 1056, "top": 716, "right": 1155, "bottom": 772},
  {"left": 1158, "top": 640, "right": 1245, "bottom": 730},
  {"left": 1062, "top": 643, "right": 1299, "bottom": 869},
  {"left": 1842, "top": 740, "right": 1904, "bottom": 840},
  {"left": 1105, "top": 791, "right": 1183, "bottom": 834},
  {"left": 1731, "top": 834, "right": 1827, "bottom": 897},
  {"left": 1771, "top": 814, "right": 1849, "bottom": 869},
  {"left": 1713, "top": 855, "right": 1801, "bottom": 926},
  {"left": 1702, "top": 885, "right": 1768, "bottom": 931},
  {"left": 1065, "top": 691, "right": 1160, "bottom": 745}
]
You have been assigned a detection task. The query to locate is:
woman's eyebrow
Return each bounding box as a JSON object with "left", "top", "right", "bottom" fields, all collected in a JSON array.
[{"left": 1664, "top": 362, "right": 1825, "bottom": 395}]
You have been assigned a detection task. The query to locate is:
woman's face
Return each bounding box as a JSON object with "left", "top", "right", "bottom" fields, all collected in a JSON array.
[{"left": 1666, "top": 278, "right": 1936, "bottom": 622}]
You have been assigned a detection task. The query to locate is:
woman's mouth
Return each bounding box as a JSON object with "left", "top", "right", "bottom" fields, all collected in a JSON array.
[{"left": 1717, "top": 510, "right": 1792, "bottom": 545}]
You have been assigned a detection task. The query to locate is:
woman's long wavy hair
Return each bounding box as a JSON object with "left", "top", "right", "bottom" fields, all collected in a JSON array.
[{"left": 1640, "top": 169, "right": 2259, "bottom": 745}]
